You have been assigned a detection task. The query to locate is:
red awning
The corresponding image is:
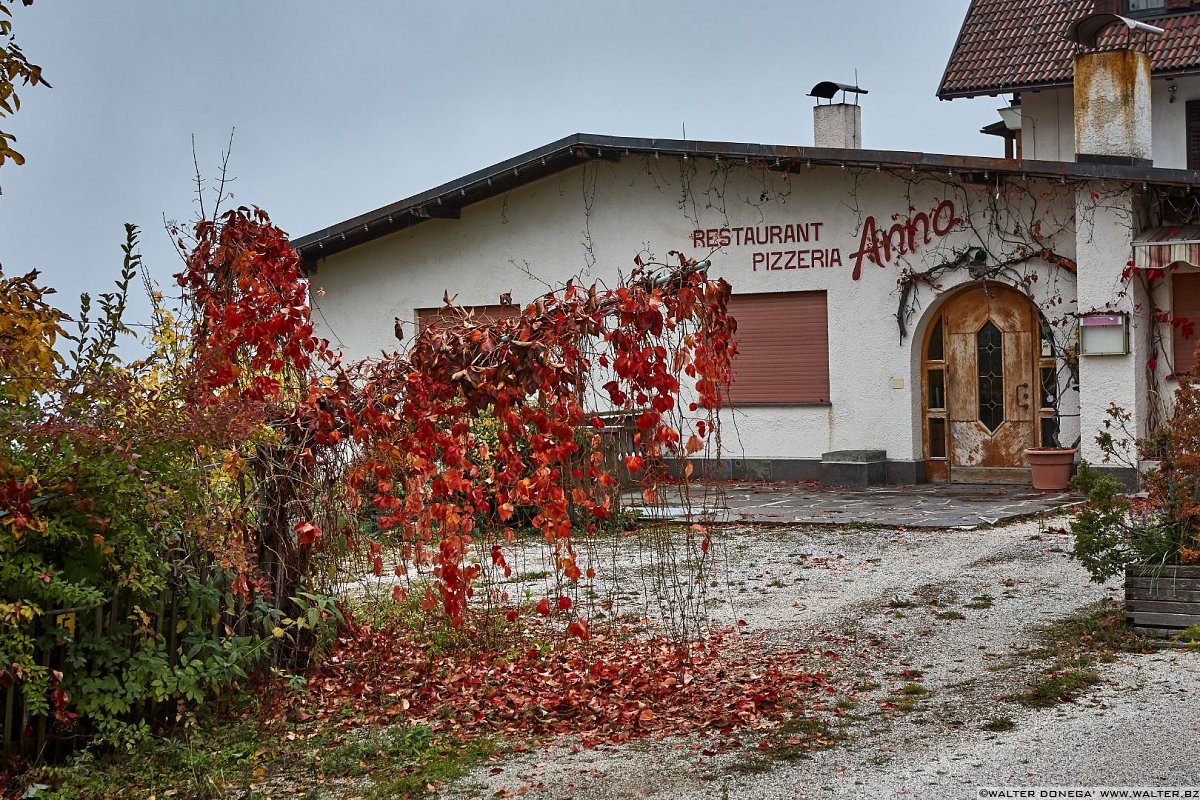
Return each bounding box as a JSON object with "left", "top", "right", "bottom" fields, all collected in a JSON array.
[{"left": 1133, "top": 225, "right": 1200, "bottom": 270}]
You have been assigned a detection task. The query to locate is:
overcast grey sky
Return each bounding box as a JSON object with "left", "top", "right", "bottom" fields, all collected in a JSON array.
[{"left": 0, "top": 1, "right": 1001, "bottom": 324}]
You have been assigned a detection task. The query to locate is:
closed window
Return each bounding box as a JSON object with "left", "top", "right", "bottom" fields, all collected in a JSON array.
[
  {"left": 1173, "top": 273, "right": 1200, "bottom": 375},
  {"left": 727, "top": 291, "right": 830, "bottom": 404}
]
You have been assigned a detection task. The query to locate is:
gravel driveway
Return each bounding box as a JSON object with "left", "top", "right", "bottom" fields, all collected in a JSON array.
[{"left": 443, "top": 516, "right": 1200, "bottom": 799}]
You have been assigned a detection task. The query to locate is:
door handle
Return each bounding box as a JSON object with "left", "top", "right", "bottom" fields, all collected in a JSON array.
[{"left": 1016, "top": 382, "right": 1030, "bottom": 409}]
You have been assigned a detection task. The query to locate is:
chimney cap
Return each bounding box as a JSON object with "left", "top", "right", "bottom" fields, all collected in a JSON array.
[
  {"left": 1063, "top": 12, "right": 1164, "bottom": 48},
  {"left": 808, "top": 81, "right": 868, "bottom": 104}
]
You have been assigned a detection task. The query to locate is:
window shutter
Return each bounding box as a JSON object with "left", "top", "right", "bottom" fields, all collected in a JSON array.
[
  {"left": 1172, "top": 273, "right": 1200, "bottom": 375},
  {"left": 726, "top": 291, "right": 830, "bottom": 404},
  {"left": 417, "top": 304, "right": 520, "bottom": 331},
  {"left": 1187, "top": 101, "right": 1200, "bottom": 171}
]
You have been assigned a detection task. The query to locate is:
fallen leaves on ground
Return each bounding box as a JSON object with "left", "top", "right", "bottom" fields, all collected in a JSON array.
[{"left": 297, "top": 617, "right": 855, "bottom": 748}]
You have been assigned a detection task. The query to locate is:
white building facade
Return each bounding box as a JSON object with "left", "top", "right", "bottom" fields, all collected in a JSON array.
[{"left": 297, "top": 3, "right": 1200, "bottom": 489}]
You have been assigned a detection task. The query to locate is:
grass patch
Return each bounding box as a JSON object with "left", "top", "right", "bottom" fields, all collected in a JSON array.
[
  {"left": 882, "top": 683, "right": 930, "bottom": 714},
  {"left": 982, "top": 716, "right": 1015, "bottom": 733},
  {"left": 965, "top": 594, "right": 994, "bottom": 610},
  {"left": 17, "top": 715, "right": 493, "bottom": 800},
  {"left": 727, "top": 713, "right": 849, "bottom": 773},
  {"left": 1019, "top": 668, "right": 1101, "bottom": 708},
  {"left": 1041, "top": 600, "right": 1143, "bottom": 654},
  {"left": 934, "top": 610, "right": 966, "bottom": 621},
  {"left": 516, "top": 569, "right": 551, "bottom": 582},
  {"left": 1173, "top": 624, "right": 1200, "bottom": 645},
  {"left": 1010, "top": 600, "right": 1146, "bottom": 709}
]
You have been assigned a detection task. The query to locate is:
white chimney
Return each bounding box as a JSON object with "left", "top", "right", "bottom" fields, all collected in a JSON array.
[
  {"left": 1073, "top": 49, "right": 1152, "bottom": 164},
  {"left": 814, "top": 104, "right": 862, "bottom": 149},
  {"left": 808, "top": 81, "right": 867, "bottom": 150},
  {"left": 1065, "top": 13, "right": 1163, "bottom": 165}
]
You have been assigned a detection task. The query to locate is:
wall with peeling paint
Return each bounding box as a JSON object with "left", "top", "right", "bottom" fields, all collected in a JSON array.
[
  {"left": 311, "top": 156, "right": 1080, "bottom": 470},
  {"left": 1074, "top": 51, "right": 1153, "bottom": 163}
]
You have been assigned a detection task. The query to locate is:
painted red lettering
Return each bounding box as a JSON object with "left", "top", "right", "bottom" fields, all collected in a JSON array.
[
  {"left": 752, "top": 252, "right": 765, "bottom": 271},
  {"left": 768, "top": 225, "right": 782, "bottom": 245},
  {"left": 849, "top": 201, "right": 960, "bottom": 280},
  {"left": 812, "top": 249, "right": 825, "bottom": 268},
  {"left": 692, "top": 229, "right": 705, "bottom": 248},
  {"left": 906, "top": 212, "right": 931, "bottom": 250},
  {"left": 706, "top": 229, "right": 720, "bottom": 248},
  {"left": 797, "top": 250, "right": 810, "bottom": 269},
  {"left": 783, "top": 251, "right": 796, "bottom": 269},
  {"left": 719, "top": 228, "right": 732, "bottom": 247},
  {"left": 850, "top": 215, "right": 882, "bottom": 281},
  {"left": 932, "top": 200, "right": 962, "bottom": 236},
  {"left": 884, "top": 223, "right": 908, "bottom": 262}
]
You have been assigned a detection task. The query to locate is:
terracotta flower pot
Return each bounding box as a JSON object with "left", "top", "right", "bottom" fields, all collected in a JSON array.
[{"left": 1024, "top": 447, "right": 1078, "bottom": 491}]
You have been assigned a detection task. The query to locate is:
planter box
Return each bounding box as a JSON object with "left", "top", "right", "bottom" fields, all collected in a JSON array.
[{"left": 1125, "top": 564, "right": 1200, "bottom": 638}]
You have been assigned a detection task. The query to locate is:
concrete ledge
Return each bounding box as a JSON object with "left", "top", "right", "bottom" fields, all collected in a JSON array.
[
  {"left": 673, "top": 457, "right": 928, "bottom": 485},
  {"left": 821, "top": 450, "right": 886, "bottom": 487},
  {"left": 731, "top": 459, "right": 823, "bottom": 481},
  {"left": 885, "top": 460, "right": 926, "bottom": 485},
  {"left": 1091, "top": 465, "right": 1138, "bottom": 493}
]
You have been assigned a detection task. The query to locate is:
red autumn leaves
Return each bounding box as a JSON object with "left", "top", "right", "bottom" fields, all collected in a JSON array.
[
  {"left": 343, "top": 261, "right": 736, "bottom": 630},
  {"left": 303, "top": 618, "right": 842, "bottom": 748},
  {"left": 175, "top": 210, "right": 737, "bottom": 640}
]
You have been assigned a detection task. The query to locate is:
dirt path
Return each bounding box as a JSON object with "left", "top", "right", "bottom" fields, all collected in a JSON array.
[{"left": 442, "top": 516, "right": 1200, "bottom": 799}]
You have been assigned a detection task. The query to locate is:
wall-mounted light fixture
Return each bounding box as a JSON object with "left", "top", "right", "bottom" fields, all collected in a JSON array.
[
  {"left": 1079, "top": 312, "right": 1130, "bottom": 355},
  {"left": 997, "top": 105, "right": 1023, "bottom": 131},
  {"left": 1169, "top": 82, "right": 1178, "bottom": 104}
]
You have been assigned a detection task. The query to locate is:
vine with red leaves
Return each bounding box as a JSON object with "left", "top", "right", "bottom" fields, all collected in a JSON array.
[{"left": 175, "top": 207, "right": 737, "bottom": 645}]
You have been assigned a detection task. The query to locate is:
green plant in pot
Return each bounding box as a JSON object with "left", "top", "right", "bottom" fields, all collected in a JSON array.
[
  {"left": 1071, "top": 400, "right": 1200, "bottom": 636},
  {"left": 1024, "top": 318, "right": 1080, "bottom": 490}
]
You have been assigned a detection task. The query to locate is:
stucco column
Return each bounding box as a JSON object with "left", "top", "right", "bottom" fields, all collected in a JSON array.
[{"left": 1075, "top": 186, "right": 1147, "bottom": 485}]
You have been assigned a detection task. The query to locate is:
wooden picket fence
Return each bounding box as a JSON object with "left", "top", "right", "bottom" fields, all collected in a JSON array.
[
  {"left": 2, "top": 585, "right": 253, "bottom": 761},
  {"left": 592, "top": 410, "right": 641, "bottom": 488},
  {"left": 4, "top": 417, "right": 643, "bottom": 762}
]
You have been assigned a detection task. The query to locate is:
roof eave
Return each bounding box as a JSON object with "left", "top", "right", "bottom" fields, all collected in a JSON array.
[{"left": 294, "top": 133, "right": 1200, "bottom": 269}]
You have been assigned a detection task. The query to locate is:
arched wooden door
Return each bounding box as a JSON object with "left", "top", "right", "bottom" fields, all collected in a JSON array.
[{"left": 923, "top": 283, "right": 1043, "bottom": 484}]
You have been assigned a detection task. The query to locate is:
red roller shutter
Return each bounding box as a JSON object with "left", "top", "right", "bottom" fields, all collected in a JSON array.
[
  {"left": 1173, "top": 273, "right": 1200, "bottom": 375},
  {"left": 416, "top": 304, "right": 520, "bottom": 331},
  {"left": 727, "top": 291, "right": 830, "bottom": 404}
]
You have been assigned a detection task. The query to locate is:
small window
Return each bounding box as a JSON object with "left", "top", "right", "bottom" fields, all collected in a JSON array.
[
  {"left": 977, "top": 320, "right": 1005, "bottom": 432},
  {"left": 929, "top": 417, "right": 947, "bottom": 459},
  {"left": 927, "top": 317, "right": 944, "bottom": 361},
  {"left": 1172, "top": 273, "right": 1200, "bottom": 375},
  {"left": 727, "top": 291, "right": 830, "bottom": 404},
  {"left": 928, "top": 369, "right": 946, "bottom": 410},
  {"left": 1126, "top": 0, "right": 1166, "bottom": 13}
]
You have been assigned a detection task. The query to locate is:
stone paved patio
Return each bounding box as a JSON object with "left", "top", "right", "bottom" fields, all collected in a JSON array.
[{"left": 628, "top": 480, "right": 1081, "bottom": 529}]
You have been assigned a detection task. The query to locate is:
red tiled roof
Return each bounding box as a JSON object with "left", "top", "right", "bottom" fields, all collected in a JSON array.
[{"left": 939, "top": 0, "right": 1200, "bottom": 98}]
